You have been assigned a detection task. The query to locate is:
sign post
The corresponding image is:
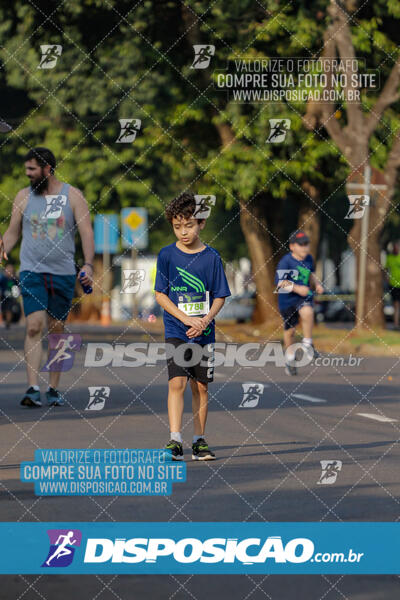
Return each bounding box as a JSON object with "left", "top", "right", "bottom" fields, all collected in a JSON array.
[
  {"left": 121, "top": 208, "right": 148, "bottom": 320},
  {"left": 94, "top": 214, "right": 119, "bottom": 326}
]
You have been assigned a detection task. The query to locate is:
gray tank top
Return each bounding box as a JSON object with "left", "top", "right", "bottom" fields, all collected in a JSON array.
[{"left": 20, "top": 182, "right": 76, "bottom": 275}]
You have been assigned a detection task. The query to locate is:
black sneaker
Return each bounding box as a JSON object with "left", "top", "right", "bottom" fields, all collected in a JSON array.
[
  {"left": 20, "top": 387, "right": 42, "bottom": 408},
  {"left": 46, "top": 387, "right": 65, "bottom": 407},
  {"left": 310, "top": 344, "right": 320, "bottom": 359},
  {"left": 192, "top": 438, "right": 216, "bottom": 461},
  {"left": 0, "top": 120, "right": 12, "bottom": 133},
  {"left": 165, "top": 440, "right": 184, "bottom": 461},
  {"left": 284, "top": 361, "right": 298, "bottom": 376},
  {"left": 302, "top": 343, "right": 319, "bottom": 361}
]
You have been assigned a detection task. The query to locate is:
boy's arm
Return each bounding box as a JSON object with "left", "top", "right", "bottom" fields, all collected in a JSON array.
[
  {"left": 205, "top": 296, "right": 226, "bottom": 323},
  {"left": 277, "top": 279, "right": 310, "bottom": 296},
  {"left": 186, "top": 297, "right": 226, "bottom": 338},
  {"left": 275, "top": 258, "right": 304, "bottom": 294},
  {"left": 154, "top": 291, "right": 205, "bottom": 331},
  {"left": 309, "top": 272, "right": 324, "bottom": 294},
  {"left": 186, "top": 252, "right": 231, "bottom": 338}
]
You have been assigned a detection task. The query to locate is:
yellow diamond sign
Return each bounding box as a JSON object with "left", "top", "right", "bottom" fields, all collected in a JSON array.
[{"left": 124, "top": 210, "right": 143, "bottom": 230}]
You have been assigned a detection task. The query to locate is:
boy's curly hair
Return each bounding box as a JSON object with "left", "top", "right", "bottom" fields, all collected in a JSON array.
[{"left": 165, "top": 193, "right": 200, "bottom": 224}]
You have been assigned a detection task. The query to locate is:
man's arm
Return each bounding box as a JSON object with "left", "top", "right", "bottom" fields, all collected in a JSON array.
[
  {"left": 70, "top": 187, "right": 95, "bottom": 285},
  {"left": 2, "top": 190, "right": 26, "bottom": 260}
]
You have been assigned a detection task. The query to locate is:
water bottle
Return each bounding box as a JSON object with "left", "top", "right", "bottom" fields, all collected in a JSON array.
[{"left": 79, "top": 271, "right": 93, "bottom": 294}]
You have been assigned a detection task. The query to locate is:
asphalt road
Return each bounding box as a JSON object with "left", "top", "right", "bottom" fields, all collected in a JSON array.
[{"left": 1, "top": 324, "right": 399, "bottom": 599}]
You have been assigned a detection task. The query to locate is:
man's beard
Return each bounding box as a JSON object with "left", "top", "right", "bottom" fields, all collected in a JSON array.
[{"left": 30, "top": 173, "right": 49, "bottom": 194}]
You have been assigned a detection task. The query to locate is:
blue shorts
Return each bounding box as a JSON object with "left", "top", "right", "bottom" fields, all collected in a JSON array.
[{"left": 19, "top": 271, "right": 76, "bottom": 321}]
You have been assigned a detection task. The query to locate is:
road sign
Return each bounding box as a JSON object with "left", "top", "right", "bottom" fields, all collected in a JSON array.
[
  {"left": 121, "top": 207, "right": 148, "bottom": 249},
  {"left": 94, "top": 214, "right": 119, "bottom": 254}
]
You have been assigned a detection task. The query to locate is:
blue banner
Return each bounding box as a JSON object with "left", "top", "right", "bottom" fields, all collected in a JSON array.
[
  {"left": 0, "top": 522, "right": 398, "bottom": 574},
  {"left": 94, "top": 214, "right": 119, "bottom": 253},
  {"left": 20, "top": 449, "right": 185, "bottom": 496}
]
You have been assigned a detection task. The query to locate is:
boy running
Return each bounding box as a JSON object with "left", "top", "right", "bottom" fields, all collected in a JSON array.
[
  {"left": 385, "top": 241, "right": 400, "bottom": 330},
  {"left": 154, "top": 193, "right": 231, "bottom": 460},
  {"left": 275, "top": 230, "right": 324, "bottom": 376}
]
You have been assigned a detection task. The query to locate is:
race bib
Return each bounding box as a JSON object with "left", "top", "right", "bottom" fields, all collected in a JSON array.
[{"left": 178, "top": 291, "right": 210, "bottom": 316}]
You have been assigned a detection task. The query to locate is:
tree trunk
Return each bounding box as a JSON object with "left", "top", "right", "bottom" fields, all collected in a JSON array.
[
  {"left": 298, "top": 181, "right": 320, "bottom": 260},
  {"left": 301, "top": 0, "right": 400, "bottom": 329},
  {"left": 346, "top": 166, "right": 387, "bottom": 328},
  {"left": 239, "top": 197, "right": 279, "bottom": 324}
]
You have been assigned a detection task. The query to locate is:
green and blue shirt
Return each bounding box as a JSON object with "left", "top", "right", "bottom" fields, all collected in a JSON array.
[{"left": 154, "top": 243, "right": 231, "bottom": 343}]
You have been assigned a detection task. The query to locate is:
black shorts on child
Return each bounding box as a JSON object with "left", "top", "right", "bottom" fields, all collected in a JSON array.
[
  {"left": 280, "top": 300, "right": 313, "bottom": 331},
  {"left": 166, "top": 337, "right": 214, "bottom": 384}
]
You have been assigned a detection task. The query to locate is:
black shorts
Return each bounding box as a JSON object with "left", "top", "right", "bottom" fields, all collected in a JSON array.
[
  {"left": 166, "top": 337, "right": 214, "bottom": 384},
  {"left": 390, "top": 287, "right": 400, "bottom": 302},
  {"left": 280, "top": 301, "right": 313, "bottom": 330}
]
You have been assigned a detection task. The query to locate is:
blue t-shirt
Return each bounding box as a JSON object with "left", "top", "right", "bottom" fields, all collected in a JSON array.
[
  {"left": 154, "top": 242, "right": 231, "bottom": 343},
  {"left": 275, "top": 253, "right": 314, "bottom": 310}
]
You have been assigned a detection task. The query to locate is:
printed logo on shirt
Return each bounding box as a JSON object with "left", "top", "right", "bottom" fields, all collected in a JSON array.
[
  {"left": 296, "top": 265, "right": 311, "bottom": 285},
  {"left": 30, "top": 212, "right": 66, "bottom": 241},
  {"left": 175, "top": 267, "right": 206, "bottom": 292}
]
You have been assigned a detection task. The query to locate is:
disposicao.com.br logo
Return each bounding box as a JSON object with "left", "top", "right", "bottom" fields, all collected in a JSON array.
[
  {"left": 82, "top": 536, "right": 363, "bottom": 566},
  {"left": 0, "top": 522, "right": 379, "bottom": 574}
]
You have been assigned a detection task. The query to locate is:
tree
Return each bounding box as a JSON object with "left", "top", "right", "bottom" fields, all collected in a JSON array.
[
  {"left": 179, "top": 0, "right": 343, "bottom": 323},
  {"left": 304, "top": 0, "right": 400, "bottom": 327},
  {"left": 0, "top": 0, "right": 349, "bottom": 326}
]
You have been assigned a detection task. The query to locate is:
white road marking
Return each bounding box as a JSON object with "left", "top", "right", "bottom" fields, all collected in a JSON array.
[
  {"left": 357, "top": 413, "right": 397, "bottom": 423},
  {"left": 291, "top": 393, "right": 327, "bottom": 403}
]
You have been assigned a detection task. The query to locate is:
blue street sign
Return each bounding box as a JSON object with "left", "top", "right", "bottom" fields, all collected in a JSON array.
[
  {"left": 94, "top": 214, "right": 119, "bottom": 253},
  {"left": 121, "top": 207, "right": 148, "bottom": 249}
]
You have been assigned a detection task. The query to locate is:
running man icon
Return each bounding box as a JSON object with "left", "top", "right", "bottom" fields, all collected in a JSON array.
[
  {"left": 44, "top": 194, "right": 67, "bottom": 218},
  {"left": 192, "top": 195, "right": 216, "bottom": 219},
  {"left": 38, "top": 45, "right": 62, "bottom": 69},
  {"left": 41, "top": 334, "right": 82, "bottom": 373},
  {"left": 86, "top": 386, "right": 110, "bottom": 410},
  {"left": 42, "top": 529, "right": 82, "bottom": 568},
  {"left": 116, "top": 119, "right": 141, "bottom": 143},
  {"left": 191, "top": 45, "right": 215, "bottom": 69},
  {"left": 345, "top": 195, "right": 369, "bottom": 219},
  {"left": 46, "top": 335, "right": 75, "bottom": 370},
  {"left": 267, "top": 119, "right": 290, "bottom": 143},
  {"left": 46, "top": 532, "right": 77, "bottom": 566},
  {"left": 317, "top": 460, "right": 343, "bottom": 485}
]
